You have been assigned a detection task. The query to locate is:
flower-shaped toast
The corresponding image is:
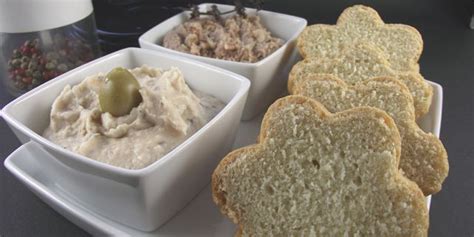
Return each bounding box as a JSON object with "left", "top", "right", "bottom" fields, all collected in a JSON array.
[
  {"left": 212, "top": 95, "right": 428, "bottom": 236},
  {"left": 289, "top": 43, "right": 432, "bottom": 118},
  {"left": 290, "top": 75, "right": 448, "bottom": 195},
  {"left": 297, "top": 5, "right": 423, "bottom": 72}
]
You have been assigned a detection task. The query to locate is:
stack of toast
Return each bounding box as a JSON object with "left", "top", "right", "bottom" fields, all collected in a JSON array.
[{"left": 212, "top": 5, "right": 448, "bottom": 236}]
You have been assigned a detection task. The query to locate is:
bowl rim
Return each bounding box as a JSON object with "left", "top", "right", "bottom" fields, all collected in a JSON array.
[
  {"left": 1, "top": 47, "right": 251, "bottom": 178},
  {"left": 138, "top": 3, "right": 308, "bottom": 68}
]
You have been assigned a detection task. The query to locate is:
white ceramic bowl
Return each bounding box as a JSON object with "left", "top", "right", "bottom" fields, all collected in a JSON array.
[
  {"left": 139, "top": 3, "right": 307, "bottom": 119},
  {"left": 1, "top": 48, "right": 250, "bottom": 231}
]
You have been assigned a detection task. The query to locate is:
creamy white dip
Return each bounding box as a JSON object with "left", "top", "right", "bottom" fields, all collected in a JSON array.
[{"left": 43, "top": 66, "right": 225, "bottom": 169}]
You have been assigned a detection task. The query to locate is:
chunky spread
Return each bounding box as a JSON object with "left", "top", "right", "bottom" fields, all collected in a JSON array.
[
  {"left": 163, "top": 15, "right": 284, "bottom": 63},
  {"left": 43, "top": 66, "right": 225, "bottom": 169}
]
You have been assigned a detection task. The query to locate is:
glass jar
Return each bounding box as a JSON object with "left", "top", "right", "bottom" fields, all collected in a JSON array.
[{"left": 0, "top": 0, "right": 101, "bottom": 97}]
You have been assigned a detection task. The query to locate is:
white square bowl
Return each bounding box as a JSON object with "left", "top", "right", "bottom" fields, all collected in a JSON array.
[
  {"left": 0, "top": 47, "right": 250, "bottom": 231},
  {"left": 139, "top": 3, "right": 307, "bottom": 119}
]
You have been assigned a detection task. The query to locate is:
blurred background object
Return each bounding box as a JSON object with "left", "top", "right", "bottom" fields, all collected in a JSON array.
[
  {"left": 471, "top": 0, "right": 474, "bottom": 29},
  {"left": 93, "top": 0, "right": 185, "bottom": 53},
  {"left": 0, "top": 0, "right": 101, "bottom": 97}
]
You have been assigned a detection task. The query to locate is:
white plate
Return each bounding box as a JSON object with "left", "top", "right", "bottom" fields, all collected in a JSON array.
[
  {"left": 4, "top": 81, "right": 442, "bottom": 236},
  {"left": 3, "top": 119, "right": 261, "bottom": 237}
]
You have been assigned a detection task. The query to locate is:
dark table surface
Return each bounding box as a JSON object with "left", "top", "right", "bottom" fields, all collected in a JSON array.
[{"left": 1, "top": 0, "right": 473, "bottom": 236}]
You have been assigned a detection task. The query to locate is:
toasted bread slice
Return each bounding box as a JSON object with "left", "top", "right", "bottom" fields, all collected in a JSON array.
[
  {"left": 212, "top": 95, "right": 428, "bottom": 236},
  {"left": 290, "top": 75, "right": 448, "bottom": 195},
  {"left": 289, "top": 43, "right": 432, "bottom": 118},
  {"left": 297, "top": 5, "right": 423, "bottom": 72}
]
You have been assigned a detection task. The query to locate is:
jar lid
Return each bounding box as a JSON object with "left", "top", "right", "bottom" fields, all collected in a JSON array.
[{"left": 0, "top": 0, "right": 93, "bottom": 33}]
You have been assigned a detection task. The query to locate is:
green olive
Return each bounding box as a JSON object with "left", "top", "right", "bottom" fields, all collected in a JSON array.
[{"left": 99, "top": 67, "right": 143, "bottom": 117}]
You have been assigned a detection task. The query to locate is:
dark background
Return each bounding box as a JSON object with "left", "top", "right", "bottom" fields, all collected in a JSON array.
[{"left": 1, "top": 0, "right": 473, "bottom": 236}]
